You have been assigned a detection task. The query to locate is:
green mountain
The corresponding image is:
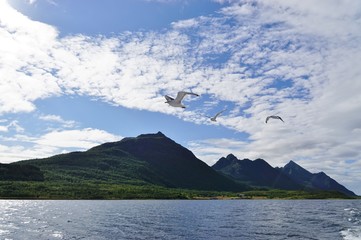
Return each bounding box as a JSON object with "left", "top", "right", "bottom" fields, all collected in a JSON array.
[
  {"left": 212, "top": 154, "right": 303, "bottom": 190},
  {"left": 16, "top": 132, "right": 249, "bottom": 192}
]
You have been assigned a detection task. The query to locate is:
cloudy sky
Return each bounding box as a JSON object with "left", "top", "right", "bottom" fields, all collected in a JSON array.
[{"left": 1, "top": 0, "right": 361, "bottom": 194}]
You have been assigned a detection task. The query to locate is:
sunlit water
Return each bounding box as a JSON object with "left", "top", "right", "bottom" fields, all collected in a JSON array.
[{"left": 0, "top": 200, "right": 360, "bottom": 239}]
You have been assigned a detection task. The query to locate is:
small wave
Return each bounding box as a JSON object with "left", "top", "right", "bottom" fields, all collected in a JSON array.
[
  {"left": 342, "top": 208, "right": 361, "bottom": 240},
  {"left": 341, "top": 227, "right": 361, "bottom": 240},
  {"left": 0, "top": 229, "right": 10, "bottom": 235},
  {"left": 51, "top": 231, "right": 63, "bottom": 238},
  {"left": 345, "top": 208, "right": 361, "bottom": 224}
]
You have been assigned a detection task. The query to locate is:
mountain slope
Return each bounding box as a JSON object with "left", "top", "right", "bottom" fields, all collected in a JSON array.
[
  {"left": 88, "top": 132, "right": 248, "bottom": 191},
  {"left": 0, "top": 163, "right": 44, "bottom": 181},
  {"left": 281, "top": 160, "right": 356, "bottom": 196},
  {"left": 213, "top": 154, "right": 302, "bottom": 190},
  {"left": 17, "top": 132, "right": 249, "bottom": 192}
]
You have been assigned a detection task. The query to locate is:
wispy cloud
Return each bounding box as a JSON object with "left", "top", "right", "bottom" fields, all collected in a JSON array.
[
  {"left": 39, "top": 114, "right": 77, "bottom": 128},
  {"left": 26, "top": 0, "right": 37, "bottom": 5},
  {"left": 0, "top": 120, "right": 24, "bottom": 133},
  {"left": 0, "top": 128, "right": 122, "bottom": 163},
  {"left": 34, "top": 128, "right": 121, "bottom": 149},
  {"left": 25, "top": 0, "right": 58, "bottom": 6}
]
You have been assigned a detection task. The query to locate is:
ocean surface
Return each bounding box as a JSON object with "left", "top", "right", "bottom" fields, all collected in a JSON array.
[{"left": 0, "top": 199, "right": 360, "bottom": 239}]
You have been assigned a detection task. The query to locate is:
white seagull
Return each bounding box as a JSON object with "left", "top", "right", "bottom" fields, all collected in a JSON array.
[
  {"left": 265, "top": 115, "right": 284, "bottom": 123},
  {"left": 207, "top": 109, "right": 226, "bottom": 122},
  {"left": 164, "top": 91, "right": 199, "bottom": 108}
]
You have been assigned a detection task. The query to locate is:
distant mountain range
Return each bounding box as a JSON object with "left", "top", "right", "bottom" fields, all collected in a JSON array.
[
  {"left": 1, "top": 132, "right": 355, "bottom": 197},
  {"left": 212, "top": 154, "right": 356, "bottom": 197}
]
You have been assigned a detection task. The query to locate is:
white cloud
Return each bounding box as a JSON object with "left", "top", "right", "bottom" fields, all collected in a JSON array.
[
  {"left": 172, "top": 19, "right": 199, "bottom": 29},
  {"left": 0, "top": 125, "right": 7, "bottom": 132},
  {"left": 27, "top": 0, "right": 37, "bottom": 4},
  {"left": 0, "top": 120, "right": 24, "bottom": 133},
  {"left": 188, "top": 138, "right": 249, "bottom": 166},
  {"left": 39, "top": 114, "right": 77, "bottom": 128},
  {"left": 35, "top": 128, "right": 121, "bottom": 148},
  {"left": 0, "top": 0, "right": 61, "bottom": 114},
  {"left": 0, "top": 128, "right": 122, "bottom": 163},
  {"left": 25, "top": 0, "right": 57, "bottom": 6}
]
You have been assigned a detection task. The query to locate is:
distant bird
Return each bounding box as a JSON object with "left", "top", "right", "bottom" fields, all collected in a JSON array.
[
  {"left": 164, "top": 91, "right": 199, "bottom": 108},
  {"left": 207, "top": 109, "right": 226, "bottom": 122},
  {"left": 265, "top": 115, "right": 284, "bottom": 123}
]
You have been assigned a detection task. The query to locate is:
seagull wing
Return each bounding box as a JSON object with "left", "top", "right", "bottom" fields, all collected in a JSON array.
[
  {"left": 164, "top": 95, "right": 174, "bottom": 102},
  {"left": 214, "top": 109, "right": 226, "bottom": 118},
  {"left": 266, "top": 115, "right": 284, "bottom": 123},
  {"left": 174, "top": 91, "right": 199, "bottom": 103},
  {"left": 265, "top": 116, "right": 270, "bottom": 123}
]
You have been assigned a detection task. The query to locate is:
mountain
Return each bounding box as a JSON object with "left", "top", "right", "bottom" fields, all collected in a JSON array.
[
  {"left": 280, "top": 160, "right": 356, "bottom": 196},
  {"left": 212, "top": 155, "right": 356, "bottom": 197},
  {"left": 16, "top": 132, "right": 249, "bottom": 192},
  {"left": 212, "top": 154, "right": 302, "bottom": 190}
]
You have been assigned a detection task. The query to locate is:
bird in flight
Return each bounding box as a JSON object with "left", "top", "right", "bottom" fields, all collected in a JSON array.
[
  {"left": 265, "top": 115, "right": 284, "bottom": 123},
  {"left": 207, "top": 109, "right": 227, "bottom": 122},
  {"left": 164, "top": 91, "right": 199, "bottom": 108}
]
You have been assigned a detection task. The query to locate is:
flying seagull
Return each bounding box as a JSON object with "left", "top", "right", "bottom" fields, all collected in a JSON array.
[
  {"left": 207, "top": 109, "right": 226, "bottom": 122},
  {"left": 164, "top": 91, "right": 199, "bottom": 108},
  {"left": 265, "top": 115, "right": 284, "bottom": 123}
]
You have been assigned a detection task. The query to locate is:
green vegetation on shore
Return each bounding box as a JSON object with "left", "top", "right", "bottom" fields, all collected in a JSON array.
[
  {"left": 241, "top": 189, "right": 356, "bottom": 199},
  {"left": 0, "top": 181, "right": 355, "bottom": 200}
]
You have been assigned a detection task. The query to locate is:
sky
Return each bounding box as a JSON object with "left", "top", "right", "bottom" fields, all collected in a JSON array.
[{"left": 1, "top": 0, "right": 361, "bottom": 194}]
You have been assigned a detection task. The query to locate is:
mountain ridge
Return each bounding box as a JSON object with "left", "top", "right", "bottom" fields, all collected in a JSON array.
[
  {"left": 212, "top": 154, "right": 356, "bottom": 196},
  {"left": 280, "top": 160, "right": 356, "bottom": 196},
  {"left": 213, "top": 154, "right": 303, "bottom": 190}
]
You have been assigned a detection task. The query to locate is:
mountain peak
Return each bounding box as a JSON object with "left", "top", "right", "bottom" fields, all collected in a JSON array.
[
  {"left": 212, "top": 155, "right": 302, "bottom": 190},
  {"left": 137, "top": 131, "right": 167, "bottom": 138},
  {"left": 226, "top": 154, "right": 238, "bottom": 161},
  {"left": 281, "top": 161, "right": 356, "bottom": 196},
  {"left": 25, "top": 132, "right": 248, "bottom": 192},
  {"left": 284, "top": 160, "right": 304, "bottom": 170},
  {"left": 286, "top": 160, "right": 297, "bottom": 166},
  {"left": 282, "top": 160, "right": 312, "bottom": 179},
  {"left": 212, "top": 153, "right": 239, "bottom": 170}
]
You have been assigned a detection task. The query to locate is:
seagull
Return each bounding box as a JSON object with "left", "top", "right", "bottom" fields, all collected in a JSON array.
[
  {"left": 164, "top": 91, "right": 199, "bottom": 108},
  {"left": 265, "top": 115, "right": 284, "bottom": 123},
  {"left": 207, "top": 109, "right": 226, "bottom": 122}
]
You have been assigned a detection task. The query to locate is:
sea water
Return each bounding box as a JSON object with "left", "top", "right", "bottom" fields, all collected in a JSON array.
[{"left": 0, "top": 199, "right": 360, "bottom": 239}]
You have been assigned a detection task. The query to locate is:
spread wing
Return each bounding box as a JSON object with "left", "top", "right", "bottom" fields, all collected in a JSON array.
[
  {"left": 215, "top": 109, "right": 226, "bottom": 118},
  {"left": 266, "top": 115, "right": 284, "bottom": 123},
  {"left": 265, "top": 116, "right": 271, "bottom": 123},
  {"left": 164, "top": 95, "right": 174, "bottom": 102},
  {"left": 174, "top": 91, "right": 199, "bottom": 103}
]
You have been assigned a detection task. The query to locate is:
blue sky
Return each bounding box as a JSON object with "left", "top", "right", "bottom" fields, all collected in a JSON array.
[{"left": 1, "top": 0, "right": 361, "bottom": 194}]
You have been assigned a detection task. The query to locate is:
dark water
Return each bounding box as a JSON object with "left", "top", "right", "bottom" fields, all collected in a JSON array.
[{"left": 0, "top": 199, "right": 360, "bottom": 239}]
